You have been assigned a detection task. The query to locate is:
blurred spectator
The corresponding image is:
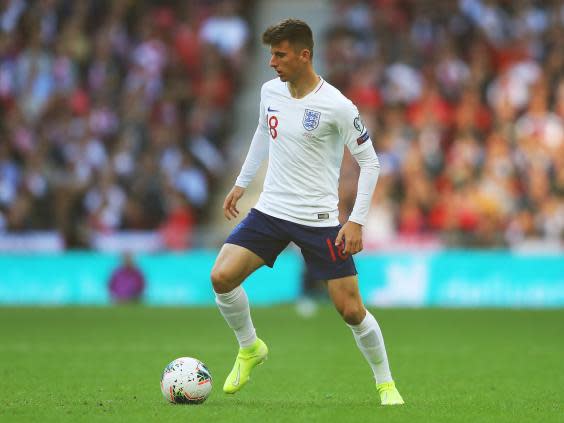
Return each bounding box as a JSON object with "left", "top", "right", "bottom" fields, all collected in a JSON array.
[
  {"left": 328, "top": 0, "right": 564, "bottom": 249},
  {"left": 199, "top": 0, "right": 249, "bottom": 71},
  {"left": 159, "top": 186, "right": 196, "bottom": 250},
  {"left": 108, "top": 252, "right": 145, "bottom": 303},
  {"left": 0, "top": 0, "right": 252, "bottom": 249}
]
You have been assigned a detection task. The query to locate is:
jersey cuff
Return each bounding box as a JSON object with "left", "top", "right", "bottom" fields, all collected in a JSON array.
[
  {"left": 348, "top": 216, "right": 365, "bottom": 226},
  {"left": 234, "top": 178, "right": 250, "bottom": 188}
]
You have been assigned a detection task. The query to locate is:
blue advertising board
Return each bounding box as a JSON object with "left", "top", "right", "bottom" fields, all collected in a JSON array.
[{"left": 0, "top": 251, "right": 562, "bottom": 307}]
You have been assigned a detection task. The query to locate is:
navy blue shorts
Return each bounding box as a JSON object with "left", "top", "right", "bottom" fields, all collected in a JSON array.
[{"left": 225, "top": 208, "right": 357, "bottom": 281}]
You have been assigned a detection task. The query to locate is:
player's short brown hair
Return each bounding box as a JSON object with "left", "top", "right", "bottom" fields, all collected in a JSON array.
[{"left": 262, "top": 19, "right": 314, "bottom": 59}]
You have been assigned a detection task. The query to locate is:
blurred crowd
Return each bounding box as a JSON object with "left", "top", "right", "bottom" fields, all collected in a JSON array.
[
  {"left": 2, "top": 0, "right": 563, "bottom": 251},
  {"left": 0, "top": 0, "right": 251, "bottom": 248},
  {"left": 329, "top": 0, "right": 564, "bottom": 248}
]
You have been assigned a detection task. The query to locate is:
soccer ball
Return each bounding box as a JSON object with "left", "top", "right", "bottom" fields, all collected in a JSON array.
[{"left": 160, "top": 357, "right": 212, "bottom": 404}]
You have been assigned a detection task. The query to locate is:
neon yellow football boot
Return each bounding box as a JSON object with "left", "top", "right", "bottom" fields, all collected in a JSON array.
[
  {"left": 223, "top": 338, "right": 268, "bottom": 394},
  {"left": 376, "top": 381, "right": 405, "bottom": 405}
]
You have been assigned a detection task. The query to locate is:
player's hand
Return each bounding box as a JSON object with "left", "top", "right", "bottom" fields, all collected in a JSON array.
[
  {"left": 223, "top": 185, "right": 246, "bottom": 220},
  {"left": 335, "top": 221, "right": 363, "bottom": 255}
]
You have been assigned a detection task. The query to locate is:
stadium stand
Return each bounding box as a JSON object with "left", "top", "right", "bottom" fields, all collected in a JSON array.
[
  {"left": 327, "top": 0, "right": 564, "bottom": 250},
  {"left": 0, "top": 0, "right": 252, "bottom": 249},
  {"left": 1, "top": 0, "right": 563, "bottom": 252}
]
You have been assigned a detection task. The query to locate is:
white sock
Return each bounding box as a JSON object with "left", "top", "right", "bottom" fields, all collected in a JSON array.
[
  {"left": 348, "top": 311, "right": 393, "bottom": 384},
  {"left": 215, "top": 286, "right": 257, "bottom": 348}
]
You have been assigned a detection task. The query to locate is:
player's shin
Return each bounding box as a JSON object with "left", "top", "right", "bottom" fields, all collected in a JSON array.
[
  {"left": 347, "top": 310, "right": 392, "bottom": 384},
  {"left": 215, "top": 286, "right": 257, "bottom": 348}
]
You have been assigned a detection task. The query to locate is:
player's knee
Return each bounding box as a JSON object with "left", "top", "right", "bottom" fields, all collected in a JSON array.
[
  {"left": 210, "top": 267, "right": 236, "bottom": 294},
  {"left": 340, "top": 303, "right": 365, "bottom": 325}
]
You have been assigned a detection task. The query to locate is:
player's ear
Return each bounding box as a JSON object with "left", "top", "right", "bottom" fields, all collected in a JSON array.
[{"left": 300, "top": 48, "right": 312, "bottom": 62}]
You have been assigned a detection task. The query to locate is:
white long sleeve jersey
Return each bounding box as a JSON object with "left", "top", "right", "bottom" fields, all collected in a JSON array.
[{"left": 236, "top": 77, "right": 379, "bottom": 227}]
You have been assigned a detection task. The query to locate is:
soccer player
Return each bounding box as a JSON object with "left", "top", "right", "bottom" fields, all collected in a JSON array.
[{"left": 211, "top": 19, "right": 404, "bottom": 406}]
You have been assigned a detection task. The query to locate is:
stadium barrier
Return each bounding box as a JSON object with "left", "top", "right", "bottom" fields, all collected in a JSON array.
[{"left": 0, "top": 251, "right": 563, "bottom": 307}]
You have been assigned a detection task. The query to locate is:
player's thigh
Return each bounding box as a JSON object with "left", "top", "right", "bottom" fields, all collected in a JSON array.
[
  {"left": 211, "top": 243, "right": 265, "bottom": 293},
  {"left": 326, "top": 275, "right": 366, "bottom": 324}
]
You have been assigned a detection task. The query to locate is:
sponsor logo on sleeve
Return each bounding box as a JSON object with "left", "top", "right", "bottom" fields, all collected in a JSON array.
[
  {"left": 357, "top": 131, "right": 370, "bottom": 145},
  {"left": 353, "top": 115, "right": 365, "bottom": 133}
]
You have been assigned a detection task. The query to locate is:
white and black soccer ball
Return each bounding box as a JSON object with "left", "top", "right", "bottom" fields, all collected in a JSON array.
[{"left": 160, "top": 357, "right": 212, "bottom": 404}]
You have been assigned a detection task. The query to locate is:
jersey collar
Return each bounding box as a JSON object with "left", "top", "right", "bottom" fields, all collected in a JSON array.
[{"left": 285, "top": 77, "right": 324, "bottom": 101}]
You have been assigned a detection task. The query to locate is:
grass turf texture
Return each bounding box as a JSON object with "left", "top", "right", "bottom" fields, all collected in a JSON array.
[{"left": 0, "top": 306, "right": 562, "bottom": 423}]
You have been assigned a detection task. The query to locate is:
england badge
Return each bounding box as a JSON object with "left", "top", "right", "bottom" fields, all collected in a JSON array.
[{"left": 303, "top": 109, "right": 321, "bottom": 131}]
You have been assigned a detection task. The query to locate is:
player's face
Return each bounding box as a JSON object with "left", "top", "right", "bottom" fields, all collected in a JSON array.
[{"left": 269, "top": 40, "right": 309, "bottom": 83}]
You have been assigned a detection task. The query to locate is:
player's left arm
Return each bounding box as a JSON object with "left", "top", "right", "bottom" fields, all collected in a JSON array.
[
  {"left": 335, "top": 101, "right": 380, "bottom": 255},
  {"left": 335, "top": 146, "right": 380, "bottom": 254}
]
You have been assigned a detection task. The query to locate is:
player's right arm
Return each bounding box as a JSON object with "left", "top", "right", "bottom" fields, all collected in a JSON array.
[
  {"left": 223, "top": 91, "right": 270, "bottom": 220},
  {"left": 223, "top": 185, "right": 246, "bottom": 220}
]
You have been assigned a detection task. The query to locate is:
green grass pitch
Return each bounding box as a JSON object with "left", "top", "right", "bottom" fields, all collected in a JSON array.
[{"left": 0, "top": 305, "right": 562, "bottom": 422}]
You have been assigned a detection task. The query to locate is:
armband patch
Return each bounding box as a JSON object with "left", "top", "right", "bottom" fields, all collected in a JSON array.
[{"left": 356, "top": 132, "right": 369, "bottom": 145}]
